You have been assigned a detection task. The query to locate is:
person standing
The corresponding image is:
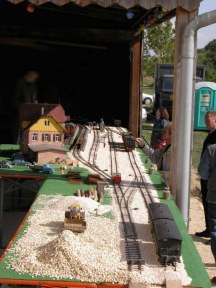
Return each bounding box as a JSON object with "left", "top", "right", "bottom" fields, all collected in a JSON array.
[
  {"left": 198, "top": 143, "right": 216, "bottom": 284},
  {"left": 195, "top": 111, "right": 216, "bottom": 238},
  {"left": 13, "top": 70, "right": 39, "bottom": 108},
  {"left": 12, "top": 70, "right": 40, "bottom": 143},
  {"left": 136, "top": 123, "right": 172, "bottom": 185},
  {"left": 150, "top": 107, "right": 169, "bottom": 149}
]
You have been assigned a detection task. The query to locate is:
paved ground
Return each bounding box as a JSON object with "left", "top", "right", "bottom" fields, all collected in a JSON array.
[{"left": 189, "top": 196, "right": 216, "bottom": 288}]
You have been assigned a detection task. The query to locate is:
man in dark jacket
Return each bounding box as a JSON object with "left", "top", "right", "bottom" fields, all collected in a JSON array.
[
  {"left": 13, "top": 70, "right": 39, "bottom": 109},
  {"left": 195, "top": 111, "right": 216, "bottom": 238},
  {"left": 198, "top": 143, "right": 216, "bottom": 284},
  {"left": 12, "top": 70, "right": 40, "bottom": 143}
]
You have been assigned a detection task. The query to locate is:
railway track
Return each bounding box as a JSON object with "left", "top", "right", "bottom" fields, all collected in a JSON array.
[
  {"left": 72, "top": 125, "right": 179, "bottom": 271},
  {"left": 107, "top": 127, "right": 145, "bottom": 272},
  {"left": 72, "top": 125, "right": 111, "bottom": 181}
]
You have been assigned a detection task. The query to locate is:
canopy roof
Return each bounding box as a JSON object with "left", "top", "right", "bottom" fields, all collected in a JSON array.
[
  {"left": 1, "top": 0, "right": 201, "bottom": 46},
  {"left": 8, "top": 0, "right": 201, "bottom": 11}
]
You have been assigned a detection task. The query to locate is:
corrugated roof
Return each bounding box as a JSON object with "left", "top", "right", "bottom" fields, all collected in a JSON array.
[{"left": 7, "top": 0, "right": 201, "bottom": 11}]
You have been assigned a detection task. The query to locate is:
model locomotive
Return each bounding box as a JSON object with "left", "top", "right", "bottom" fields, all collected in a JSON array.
[
  {"left": 148, "top": 203, "right": 182, "bottom": 266},
  {"left": 122, "top": 131, "right": 135, "bottom": 151}
]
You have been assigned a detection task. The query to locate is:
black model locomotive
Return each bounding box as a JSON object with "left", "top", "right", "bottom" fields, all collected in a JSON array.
[
  {"left": 122, "top": 131, "right": 135, "bottom": 152},
  {"left": 148, "top": 203, "right": 182, "bottom": 266}
]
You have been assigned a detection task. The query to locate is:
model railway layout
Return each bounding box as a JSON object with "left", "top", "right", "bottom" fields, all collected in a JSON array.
[
  {"left": 0, "top": 122, "right": 199, "bottom": 286},
  {"left": 71, "top": 124, "right": 183, "bottom": 271}
]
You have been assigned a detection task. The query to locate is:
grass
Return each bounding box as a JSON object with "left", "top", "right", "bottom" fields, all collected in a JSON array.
[
  {"left": 143, "top": 87, "right": 153, "bottom": 94},
  {"left": 142, "top": 76, "right": 154, "bottom": 95},
  {"left": 142, "top": 119, "right": 208, "bottom": 170},
  {"left": 192, "top": 130, "right": 208, "bottom": 169}
]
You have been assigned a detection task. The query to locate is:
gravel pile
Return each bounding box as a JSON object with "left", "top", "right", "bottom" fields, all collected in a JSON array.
[
  {"left": 6, "top": 198, "right": 148, "bottom": 284},
  {"left": 6, "top": 127, "right": 192, "bottom": 286},
  {"left": 47, "top": 195, "right": 113, "bottom": 216}
]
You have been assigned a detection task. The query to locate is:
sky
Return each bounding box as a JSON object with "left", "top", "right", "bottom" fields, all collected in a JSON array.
[
  {"left": 197, "top": 0, "right": 216, "bottom": 48},
  {"left": 170, "top": 0, "right": 216, "bottom": 49}
]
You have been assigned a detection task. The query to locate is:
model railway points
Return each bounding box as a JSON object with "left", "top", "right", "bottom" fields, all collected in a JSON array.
[{"left": 0, "top": 125, "right": 210, "bottom": 288}]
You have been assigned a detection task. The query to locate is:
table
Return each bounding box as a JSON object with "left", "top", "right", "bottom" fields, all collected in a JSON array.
[{"left": 0, "top": 145, "right": 211, "bottom": 288}]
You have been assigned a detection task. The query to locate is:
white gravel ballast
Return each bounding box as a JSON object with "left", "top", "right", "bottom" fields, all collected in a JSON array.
[{"left": 5, "top": 127, "right": 192, "bottom": 286}]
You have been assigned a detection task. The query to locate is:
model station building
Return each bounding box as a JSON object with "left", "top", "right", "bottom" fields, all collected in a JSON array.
[{"left": 19, "top": 103, "right": 72, "bottom": 163}]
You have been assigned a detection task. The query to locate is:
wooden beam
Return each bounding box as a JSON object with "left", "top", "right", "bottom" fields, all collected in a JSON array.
[
  {"left": 0, "top": 25, "right": 135, "bottom": 45},
  {"left": 129, "top": 40, "right": 141, "bottom": 136}
]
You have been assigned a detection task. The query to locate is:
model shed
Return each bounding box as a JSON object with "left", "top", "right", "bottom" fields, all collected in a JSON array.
[
  {"left": 28, "top": 144, "right": 69, "bottom": 164},
  {"left": 0, "top": 0, "right": 201, "bottom": 143}
]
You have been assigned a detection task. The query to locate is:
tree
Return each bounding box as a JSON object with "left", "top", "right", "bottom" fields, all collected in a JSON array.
[
  {"left": 197, "top": 39, "right": 216, "bottom": 82},
  {"left": 143, "top": 21, "right": 175, "bottom": 77}
]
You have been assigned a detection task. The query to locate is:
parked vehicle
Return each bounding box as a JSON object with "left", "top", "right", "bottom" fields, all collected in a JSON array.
[
  {"left": 12, "top": 159, "right": 32, "bottom": 166},
  {"left": 142, "top": 93, "right": 154, "bottom": 105},
  {"left": 154, "top": 63, "right": 205, "bottom": 118},
  {"left": 0, "top": 160, "right": 13, "bottom": 169},
  {"left": 11, "top": 152, "right": 25, "bottom": 160},
  {"left": 29, "top": 164, "right": 55, "bottom": 174}
]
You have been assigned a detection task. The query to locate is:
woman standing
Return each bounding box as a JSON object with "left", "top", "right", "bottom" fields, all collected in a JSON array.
[{"left": 150, "top": 107, "right": 169, "bottom": 149}]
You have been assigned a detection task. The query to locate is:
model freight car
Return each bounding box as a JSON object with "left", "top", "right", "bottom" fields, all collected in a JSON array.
[
  {"left": 122, "top": 131, "right": 135, "bottom": 151},
  {"left": 148, "top": 202, "right": 182, "bottom": 266}
]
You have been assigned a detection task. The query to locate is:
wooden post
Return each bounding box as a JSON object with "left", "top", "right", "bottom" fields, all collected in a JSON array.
[{"left": 129, "top": 40, "right": 141, "bottom": 137}]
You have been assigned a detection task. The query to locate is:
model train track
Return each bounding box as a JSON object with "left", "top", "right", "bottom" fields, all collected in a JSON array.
[
  {"left": 117, "top": 127, "right": 183, "bottom": 269},
  {"left": 88, "top": 127, "right": 99, "bottom": 167},
  {"left": 72, "top": 125, "right": 111, "bottom": 181},
  {"left": 107, "top": 127, "right": 145, "bottom": 271},
  {"left": 107, "top": 127, "right": 118, "bottom": 175},
  {"left": 117, "top": 127, "right": 155, "bottom": 206},
  {"left": 73, "top": 125, "right": 181, "bottom": 269}
]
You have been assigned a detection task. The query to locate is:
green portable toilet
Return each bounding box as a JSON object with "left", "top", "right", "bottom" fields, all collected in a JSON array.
[{"left": 194, "top": 82, "right": 216, "bottom": 130}]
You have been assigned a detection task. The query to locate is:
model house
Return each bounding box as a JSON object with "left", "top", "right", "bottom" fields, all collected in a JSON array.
[{"left": 19, "top": 103, "right": 70, "bottom": 163}]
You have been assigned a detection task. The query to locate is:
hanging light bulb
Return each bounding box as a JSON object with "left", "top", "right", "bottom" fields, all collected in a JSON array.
[
  {"left": 126, "top": 10, "right": 134, "bottom": 20},
  {"left": 26, "top": 3, "right": 35, "bottom": 13}
]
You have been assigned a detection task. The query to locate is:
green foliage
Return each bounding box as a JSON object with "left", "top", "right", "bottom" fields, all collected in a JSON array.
[
  {"left": 205, "top": 66, "right": 216, "bottom": 82},
  {"left": 143, "top": 21, "right": 175, "bottom": 77},
  {"left": 144, "top": 25, "right": 216, "bottom": 81},
  {"left": 197, "top": 39, "right": 216, "bottom": 82},
  {"left": 143, "top": 87, "right": 153, "bottom": 94}
]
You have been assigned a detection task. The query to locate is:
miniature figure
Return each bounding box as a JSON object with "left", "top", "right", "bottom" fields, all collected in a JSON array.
[
  {"left": 97, "top": 181, "right": 105, "bottom": 202},
  {"left": 99, "top": 118, "right": 105, "bottom": 132},
  {"left": 61, "top": 166, "right": 65, "bottom": 175},
  {"left": 88, "top": 122, "right": 93, "bottom": 132}
]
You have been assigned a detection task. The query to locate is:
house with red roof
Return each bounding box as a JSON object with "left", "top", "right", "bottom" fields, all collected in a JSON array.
[{"left": 19, "top": 103, "right": 70, "bottom": 163}]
